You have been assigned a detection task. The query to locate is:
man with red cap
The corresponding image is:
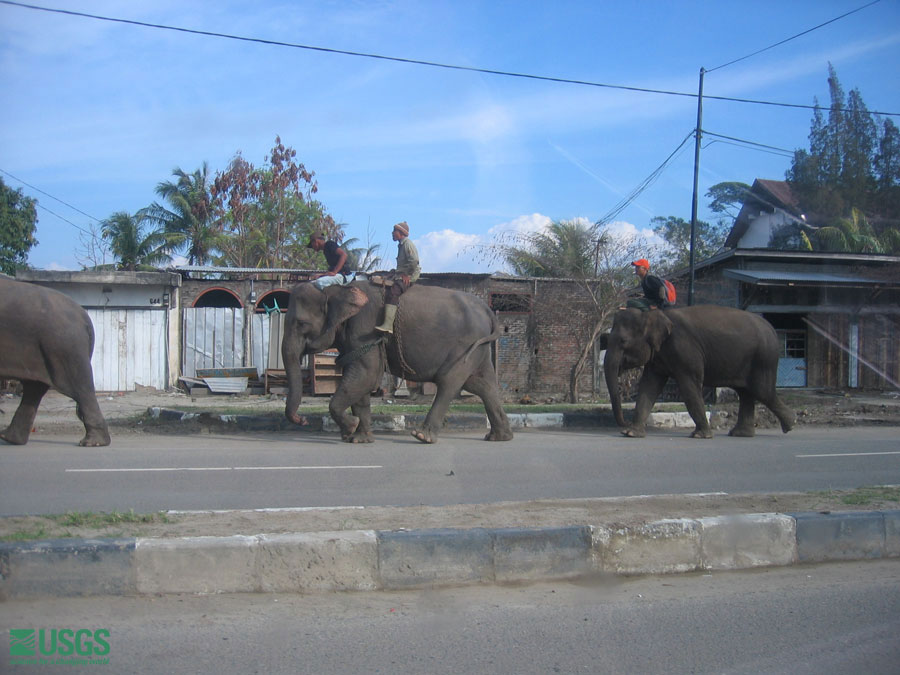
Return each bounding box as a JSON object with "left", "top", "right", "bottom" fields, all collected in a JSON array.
[
  {"left": 376, "top": 221, "right": 420, "bottom": 334},
  {"left": 626, "top": 258, "right": 670, "bottom": 310}
]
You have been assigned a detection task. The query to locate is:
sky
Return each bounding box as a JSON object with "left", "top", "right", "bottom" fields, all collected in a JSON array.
[{"left": 2, "top": 0, "right": 899, "bottom": 273}]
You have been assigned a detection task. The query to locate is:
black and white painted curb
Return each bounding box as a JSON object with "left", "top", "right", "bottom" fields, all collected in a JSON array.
[
  {"left": 146, "top": 407, "right": 704, "bottom": 432},
  {"left": 2, "top": 510, "right": 898, "bottom": 599}
]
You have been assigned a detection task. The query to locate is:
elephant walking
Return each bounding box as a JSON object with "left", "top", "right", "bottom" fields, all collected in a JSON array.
[
  {"left": 0, "top": 276, "right": 111, "bottom": 446},
  {"left": 282, "top": 281, "right": 513, "bottom": 444},
  {"left": 600, "top": 306, "right": 795, "bottom": 439}
]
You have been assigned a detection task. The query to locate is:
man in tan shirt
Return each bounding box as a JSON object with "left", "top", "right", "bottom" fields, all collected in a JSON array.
[{"left": 375, "top": 221, "right": 420, "bottom": 334}]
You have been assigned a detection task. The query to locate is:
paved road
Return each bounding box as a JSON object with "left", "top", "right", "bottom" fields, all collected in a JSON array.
[
  {"left": 3, "top": 560, "right": 898, "bottom": 674},
  {"left": 1, "top": 427, "right": 898, "bottom": 515}
]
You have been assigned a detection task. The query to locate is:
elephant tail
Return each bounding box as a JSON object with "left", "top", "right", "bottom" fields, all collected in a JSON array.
[{"left": 461, "top": 310, "right": 501, "bottom": 363}]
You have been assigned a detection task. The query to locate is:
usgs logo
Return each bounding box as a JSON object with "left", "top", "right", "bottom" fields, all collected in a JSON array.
[{"left": 10, "top": 628, "right": 111, "bottom": 657}]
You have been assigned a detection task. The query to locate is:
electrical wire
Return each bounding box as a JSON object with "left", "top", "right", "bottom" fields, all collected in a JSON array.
[
  {"left": 595, "top": 129, "right": 696, "bottom": 227},
  {"left": 0, "top": 168, "right": 102, "bottom": 223},
  {"left": 707, "top": 0, "right": 881, "bottom": 73},
  {"left": 700, "top": 131, "right": 796, "bottom": 158},
  {"left": 2, "top": 0, "right": 898, "bottom": 118}
]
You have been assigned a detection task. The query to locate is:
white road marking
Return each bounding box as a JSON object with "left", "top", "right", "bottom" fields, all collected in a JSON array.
[
  {"left": 65, "top": 465, "right": 383, "bottom": 473},
  {"left": 796, "top": 451, "right": 900, "bottom": 458},
  {"left": 166, "top": 505, "right": 367, "bottom": 515}
]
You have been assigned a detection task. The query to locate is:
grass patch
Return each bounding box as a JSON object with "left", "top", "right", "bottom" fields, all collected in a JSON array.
[
  {"left": 1, "top": 527, "right": 51, "bottom": 542},
  {"left": 48, "top": 510, "right": 172, "bottom": 529},
  {"left": 839, "top": 485, "right": 900, "bottom": 505}
]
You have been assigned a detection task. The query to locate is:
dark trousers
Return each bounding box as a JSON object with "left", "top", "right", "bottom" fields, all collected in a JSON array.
[{"left": 387, "top": 275, "right": 411, "bottom": 305}]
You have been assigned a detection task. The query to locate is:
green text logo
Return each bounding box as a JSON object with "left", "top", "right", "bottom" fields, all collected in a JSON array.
[{"left": 9, "top": 628, "right": 110, "bottom": 659}]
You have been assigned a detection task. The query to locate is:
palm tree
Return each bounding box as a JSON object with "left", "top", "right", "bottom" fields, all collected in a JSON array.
[
  {"left": 503, "top": 219, "right": 598, "bottom": 278},
  {"left": 341, "top": 236, "right": 382, "bottom": 273},
  {"left": 100, "top": 211, "right": 171, "bottom": 271},
  {"left": 814, "top": 208, "right": 888, "bottom": 253},
  {"left": 142, "top": 163, "right": 218, "bottom": 265}
]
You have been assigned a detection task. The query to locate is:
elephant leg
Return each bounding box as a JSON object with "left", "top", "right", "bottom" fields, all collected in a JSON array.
[
  {"left": 348, "top": 397, "right": 374, "bottom": 444},
  {"left": 329, "top": 389, "right": 360, "bottom": 442},
  {"left": 756, "top": 389, "right": 795, "bottom": 434},
  {"left": 729, "top": 388, "right": 757, "bottom": 437},
  {"left": 463, "top": 360, "right": 513, "bottom": 442},
  {"left": 413, "top": 372, "right": 468, "bottom": 444},
  {"left": 676, "top": 377, "right": 713, "bottom": 439},
  {"left": 1, "top": 380, "right": 49, "bottom": 445},
  {"left": 624, "top": 372, "right": 667, "bottom": 438},
  {"left": 73, "top": 394, "right": 111, "bottom": 447}
]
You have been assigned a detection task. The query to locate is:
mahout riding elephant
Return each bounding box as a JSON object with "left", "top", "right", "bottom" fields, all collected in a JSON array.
[
  {"left": 282, "top": 281, "right": 513, "bottom": 444},
  {"left": 0, "top": 276, "right": 111, "bottom": 446},
  {"left": 600, "top": 305, "right": 795, "bottom": 439}
]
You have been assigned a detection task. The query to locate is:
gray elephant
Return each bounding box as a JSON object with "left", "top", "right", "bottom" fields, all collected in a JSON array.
[
  {"left": 600, "top": 305, "right": 795, "bottom": 438},
  {"left": 282, "top": 281, "right": 513, "bottom": 444},
  {"left": 0, "top": 276, "right": 111, "bottom": 446}
]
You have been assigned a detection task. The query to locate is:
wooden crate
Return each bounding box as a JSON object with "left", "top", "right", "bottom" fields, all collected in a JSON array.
[{"left": 311, "top": 351, "right": 343, "bottom": 395}]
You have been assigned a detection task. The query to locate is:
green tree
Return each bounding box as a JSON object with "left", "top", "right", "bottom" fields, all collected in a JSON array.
[
  {"left": 0, "top": 177, "right": 38, "bottom": 274},
  {"left": 500, "top": 219, "right": 598, "bottom": 278},
  {"left": 142, "top": 163, "right": 218, "bottom": 265},
  {"left": 650, "top": 215, "right": 727, "bottom": 271},
  {"left": 706, "top": 181, "right": 751, "bottom": 225},
  {"left": 787, "top": 64, "right": 896, "bottom": 222},
  {"left": 211, "top": 137, "right": 340, "bottom": 268},
  {"left": 100, "top": 211, "right": 172, "bottom": 271}
]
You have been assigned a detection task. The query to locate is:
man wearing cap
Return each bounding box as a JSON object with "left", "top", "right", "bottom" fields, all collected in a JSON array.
[
  {"left": 307, "top": 232, "right": 355, "bottom": 290},
  {"left": 626, "top": 258, "right": 669, "bottom": 310},
  {"left": 375, "top": 221, "right": 420, "bottom": 334}
]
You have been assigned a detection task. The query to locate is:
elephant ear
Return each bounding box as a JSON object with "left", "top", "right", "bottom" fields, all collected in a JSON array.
[
  {"left": 644, "top": 310, "right": 673, "bottom": 352},
  {"left": 306, "top": 285, "right": 369, "bottom": 352}
]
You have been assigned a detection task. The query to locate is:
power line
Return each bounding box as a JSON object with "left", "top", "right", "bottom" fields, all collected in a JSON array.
[
  {"left": 707, "top": 0, "right": 881, "bottom": 73},
  {"left": 595, "top": 129, "right": 696, "bottom": 228},
  {"left": 700, "top": 130, "right": 795, "bottom": 158},
  {"left": 3, "top": 0, "right": 898, "bottom": 118},
  {"left": 0, "top": 167, "right": 102, "bottom": 223}
]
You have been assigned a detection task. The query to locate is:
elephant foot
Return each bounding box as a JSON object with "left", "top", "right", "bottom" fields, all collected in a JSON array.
[
  {"left": 727, "top": 426, "right": 755, "bottom": 438},
  {"left": 484, "top": 428, "right": 514, "bottom": 441},
  {"left": 690, "top": 427, "right": 714, "bottom": 439},
  {"left": 79, "top": 430, "right": 111, "bottom": 447},
  {"left": 345, "top": 431, "right": 374, "bottom": 444},
  {"left": 780, "top": 418, "right": 795, "bottom": 434},
  {"left": 412, "top": 429, "right": 436, "bottom": 444},
  {"left": 288, "top": 413, "right": 309, "bottom": 426},
  {"left": 0, "top": 429, "right": 29, "bottom": 445},
  {"left": 621, "top": 427, "right": 646, "bottom": 438}
]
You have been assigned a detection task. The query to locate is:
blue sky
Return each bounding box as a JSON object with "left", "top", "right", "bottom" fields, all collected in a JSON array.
[{"left": 2, "top": 1, "right": 899, "bottom": 273}]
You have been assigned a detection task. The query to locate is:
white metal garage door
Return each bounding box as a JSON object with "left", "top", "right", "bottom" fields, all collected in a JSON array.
[{"left": 86, "top": 308, "right": 168, "bottom": 391}]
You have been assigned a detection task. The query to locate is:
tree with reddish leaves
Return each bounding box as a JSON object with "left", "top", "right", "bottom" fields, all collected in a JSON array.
[{"left": 211, "top": 137, "right": 342, "bottom": 268}]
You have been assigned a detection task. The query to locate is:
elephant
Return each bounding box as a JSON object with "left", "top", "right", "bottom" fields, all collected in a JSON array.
[
  {"left": 0, "top": 276, "right": 111, "bottom": 446},
  {"left": 600, "top": 305, "right": 795, "bottom": 439},
  {"left": 282, "top": 280, "right": 513, "bottom": 444}
]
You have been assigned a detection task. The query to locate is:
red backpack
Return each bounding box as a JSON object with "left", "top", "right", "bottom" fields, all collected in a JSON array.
[{"left": 662, "top": 279, "right": 676, "bottom": 305}]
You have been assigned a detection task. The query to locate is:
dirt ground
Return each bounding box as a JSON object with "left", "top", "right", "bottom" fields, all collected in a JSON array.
[
  {"left": 1, "top": 388, "right": 899, "bottom": 541},
  {"left": 3, "top": 489, "right": 899, "bottom": 543}
]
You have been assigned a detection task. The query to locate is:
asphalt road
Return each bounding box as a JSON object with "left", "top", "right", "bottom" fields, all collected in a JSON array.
[
  {"left": 1, "top": 426, "right": 898, "bottom": 515},
  {"left": 3, "top": 560, "right": 898, "bottom": 674}
]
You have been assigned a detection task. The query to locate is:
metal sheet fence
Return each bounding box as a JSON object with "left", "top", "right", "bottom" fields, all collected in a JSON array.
[{"left": 86, "top": 308, "right": 168, "bottom": 391}]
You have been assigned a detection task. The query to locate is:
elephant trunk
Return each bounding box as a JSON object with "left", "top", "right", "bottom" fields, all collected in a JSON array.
[
  {"left": 282, "top": 327, "right": 307, "bottom": 425},
  {"left": 604, "top": 348, "right": 627, "bottom": 428}
]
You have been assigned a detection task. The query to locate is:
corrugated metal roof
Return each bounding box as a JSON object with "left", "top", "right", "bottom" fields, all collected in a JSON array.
[{"left": 723, "top": 268, "right": 895, "bottom": 286}]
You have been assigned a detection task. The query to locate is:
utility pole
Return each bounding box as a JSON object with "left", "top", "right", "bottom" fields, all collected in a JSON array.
[{"left": 688, "top": 67, "right": 705, "bottom": 306}]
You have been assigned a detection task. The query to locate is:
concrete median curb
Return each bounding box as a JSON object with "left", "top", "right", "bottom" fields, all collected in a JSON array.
[
  {"left": 2, "top": 510, "right": 898, "bottom": 600},
  {"left": 146, "top": 407, "right": 698, "bottom": 432}
]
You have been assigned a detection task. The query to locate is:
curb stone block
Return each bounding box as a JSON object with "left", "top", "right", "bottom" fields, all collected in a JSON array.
[
  {"left": 699, "top": 514, "right": 796, "bottom": 570},
  {"left": 792, "top": 511, "right": 885, "bottom": 562},
  {"left": 135, "top": 535, "right": 257, "bottom": 594},
  {"left": 523, "top": 413, "right": 565, "bottom": 428},
  {"left": 0, "top": 538, "right": 135, "bottom": 599},
  {"left": 881, "top": 510, "right": 900, "bottom": 557},
  {"left": 491, "top": 526, "right": 593, "bottom": 582},
  {"left": 256, "top": 531, "right": 378, "bottom": 593},
  {"left": 603, "top": 519, "right": 701, "bottom": 575},
  {"left": 378, "top": 528, "right": 493, "bottom": 589}
]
